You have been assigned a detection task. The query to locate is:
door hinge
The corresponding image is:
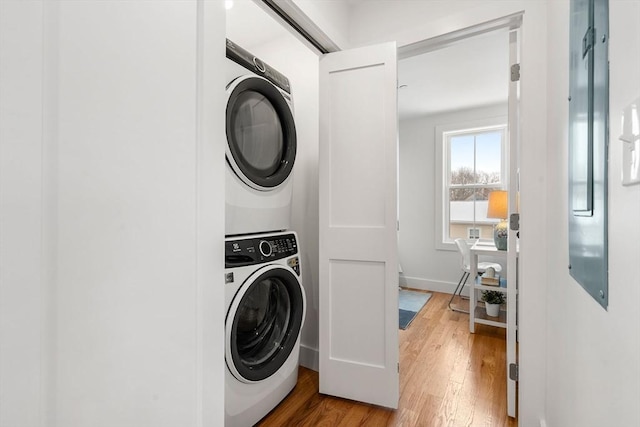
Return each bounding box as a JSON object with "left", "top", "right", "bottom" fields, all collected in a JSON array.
[
  {"left": 510, "top": 63, "right": 521, "bottom": 82},
  {"left": 509, "top": 363, "right": 519, "bottom": 381},
  {"left": 397, "top": 362, "right": 400, "bottom": 373},
  {"left": 510, "top": 213, "right": 520, "bottom": 231}
]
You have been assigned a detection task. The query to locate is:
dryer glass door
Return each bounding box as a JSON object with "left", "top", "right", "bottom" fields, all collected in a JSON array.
[
  {"left": 227, "top": 266, "right": 303, "bottom": 382},
  {"left": 226, "top": 76, "right": 297, "bottom": 190}
]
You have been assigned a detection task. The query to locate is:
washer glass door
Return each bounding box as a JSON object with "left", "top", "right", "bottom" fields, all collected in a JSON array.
[
  {"left": 227, "top": 265, "right": 304, "bottom": 382},
  {"left": 226, "top": 76, "right": 297, "bottom": 190}
]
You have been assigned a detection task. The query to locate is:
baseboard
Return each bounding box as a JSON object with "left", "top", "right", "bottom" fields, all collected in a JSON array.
[
  {"left": 299, "top": 343, "right": 318, "bottom": 372},
  {"left": 400, "top": 275, "right": 468, "bottom": 296}
]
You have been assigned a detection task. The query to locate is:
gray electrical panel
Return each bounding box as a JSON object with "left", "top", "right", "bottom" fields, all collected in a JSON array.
[{"left": 568, "top": 0, "right": 609, "bottom": 309}]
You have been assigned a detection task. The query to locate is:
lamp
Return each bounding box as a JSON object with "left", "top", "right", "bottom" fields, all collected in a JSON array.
[{"left": 487, "top": 190, "right": 508, "bottom": 250}]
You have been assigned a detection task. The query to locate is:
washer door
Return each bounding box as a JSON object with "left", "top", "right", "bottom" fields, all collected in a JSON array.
[
  {"left": 226, "top": 264, "right": 305, "bottom": 383},
  {"left": 226, "top": 75, "right": 297, "bottom": 191}
]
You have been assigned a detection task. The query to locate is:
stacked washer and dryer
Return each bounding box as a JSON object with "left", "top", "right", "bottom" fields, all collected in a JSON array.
[{"left": 224, "top": 39, "right": 306, "bottom": 427}]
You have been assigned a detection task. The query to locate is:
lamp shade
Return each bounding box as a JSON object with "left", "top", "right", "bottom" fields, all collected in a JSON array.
[{"left": 487, "top": 190, "right": 508, "bottom": 219}]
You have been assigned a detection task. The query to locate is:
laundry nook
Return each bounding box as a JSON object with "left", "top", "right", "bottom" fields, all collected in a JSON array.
[{"left": 1, "top": 1, "right": 639, "bottom": 427}]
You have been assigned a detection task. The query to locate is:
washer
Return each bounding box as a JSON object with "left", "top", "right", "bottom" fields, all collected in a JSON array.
[
  {"left": 225, "top": 231, "right": 306, "bottom": 427},
  {"left": 225, "top": 39, "right": 297, "bottom": 236}
]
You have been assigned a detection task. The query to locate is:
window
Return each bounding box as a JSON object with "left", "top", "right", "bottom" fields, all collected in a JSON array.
[{"left": 435, "top": 118, "right": 507, "bottom": 249}]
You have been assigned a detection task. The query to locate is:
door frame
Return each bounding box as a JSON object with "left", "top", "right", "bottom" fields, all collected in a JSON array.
[{"left": 397, "top": 11, "right": 523, "bottom": 419}]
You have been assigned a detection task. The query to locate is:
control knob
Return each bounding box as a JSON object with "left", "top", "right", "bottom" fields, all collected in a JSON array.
[{"left": 259, "top": 240, "right": 272, "bottom": 257}]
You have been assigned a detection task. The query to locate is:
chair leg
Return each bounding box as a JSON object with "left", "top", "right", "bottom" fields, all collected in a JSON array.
[{"left": 448, "top": 271, "right": 470, "bottom": 313}]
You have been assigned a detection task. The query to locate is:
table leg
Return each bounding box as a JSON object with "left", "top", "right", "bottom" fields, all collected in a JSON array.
[{"left": 469, "top": 252, "right": 478, "bottom": 333}]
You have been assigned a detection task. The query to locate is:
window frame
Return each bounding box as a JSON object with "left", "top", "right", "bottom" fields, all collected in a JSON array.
[{"left": 435, "top": 117, "right": 508, "bottom": 251}]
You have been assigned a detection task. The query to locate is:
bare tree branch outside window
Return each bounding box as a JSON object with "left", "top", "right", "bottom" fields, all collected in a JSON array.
[{"left": 450, "top": 167, "right": 500, "bottom": 201}]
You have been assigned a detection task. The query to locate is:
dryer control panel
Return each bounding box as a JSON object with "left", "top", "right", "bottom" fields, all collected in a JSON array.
[
  {"left": 225, "top": 233, "right": 298, "bottom": 268},
  {"left": 226, "top": 38, "right": 291, "bottom": 94}
]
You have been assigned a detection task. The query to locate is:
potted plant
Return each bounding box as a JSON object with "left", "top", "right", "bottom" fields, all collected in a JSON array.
[{"left": 481, "top": 290, "right": 505, "bottom": 317}]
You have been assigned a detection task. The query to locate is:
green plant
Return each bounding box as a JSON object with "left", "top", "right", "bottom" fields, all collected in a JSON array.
[{"left": 481, "top": 290, "right": 505, "bottom": 305}]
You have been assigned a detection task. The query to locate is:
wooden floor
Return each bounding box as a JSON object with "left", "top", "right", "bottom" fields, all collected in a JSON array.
[{"left": 257, "top": 291, "right": 517, "bottom": 427}]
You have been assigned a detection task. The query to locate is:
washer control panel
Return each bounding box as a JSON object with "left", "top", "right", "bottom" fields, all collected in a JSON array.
[
  {"left": 226, "top": 38, "right": 291, "bottom": 94},
  {"left": 225, "top": 233, "right": 298, "bottom": 268}
]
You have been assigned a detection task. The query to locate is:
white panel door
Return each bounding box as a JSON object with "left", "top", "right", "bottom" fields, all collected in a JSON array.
[{"left": 318, "top": 42, "right": 399, "bottom": 409}]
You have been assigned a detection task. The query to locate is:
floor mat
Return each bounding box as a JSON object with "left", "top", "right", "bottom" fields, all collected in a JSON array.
[{"left": 399, "top": 289, "right": 432, "bottom": 329}]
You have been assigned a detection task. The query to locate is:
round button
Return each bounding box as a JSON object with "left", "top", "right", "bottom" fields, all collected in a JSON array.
[{"left": 259, "top": 240, "right": 272, "bottom": 257}]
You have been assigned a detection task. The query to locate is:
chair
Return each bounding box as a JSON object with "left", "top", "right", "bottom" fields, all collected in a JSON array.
[{"left": 448, "top": 238, "right": 503, "bottom": 313}]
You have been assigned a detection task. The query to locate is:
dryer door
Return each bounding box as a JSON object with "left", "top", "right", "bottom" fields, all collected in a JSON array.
[
  {"left": 226, "top": 264, "right": 305, "bottom": 383},
  {"left": 226, "top": 75, "right": 297, "bottom": 191}
]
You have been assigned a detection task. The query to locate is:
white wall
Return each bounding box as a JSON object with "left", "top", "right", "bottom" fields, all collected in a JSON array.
[
  {"left": 545, "top": 1, "right": 640, "bottom": 426},
  {"left": 349, "top": 0, "right": 536, "bottom": 50},
  {"left": 0, "top": 2, "right": 46, "bottom": 425},
  {"left": 350, "top": 0, "right": 494, "bottom": 47},
  {"left": 292, "top": 0, "right": 351, "bottom": 49},
  {"left": 0, "top": 1, "right": 226, "bottom": 426},
  {"left": 398, "top": 104, "right": 507, "bottom": 294}
]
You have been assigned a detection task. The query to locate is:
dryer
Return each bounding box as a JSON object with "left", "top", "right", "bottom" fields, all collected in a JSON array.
[
  {"left": 225, "top": 39, "right": 297, "bottom": 236},
  {"left": 225, "top": 231, "right": 306, "bottom": 427}
]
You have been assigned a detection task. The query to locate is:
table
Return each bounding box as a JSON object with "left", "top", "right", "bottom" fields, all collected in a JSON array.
[{"left": 468, "top": 242, "right": 518, "bottom": 333}]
